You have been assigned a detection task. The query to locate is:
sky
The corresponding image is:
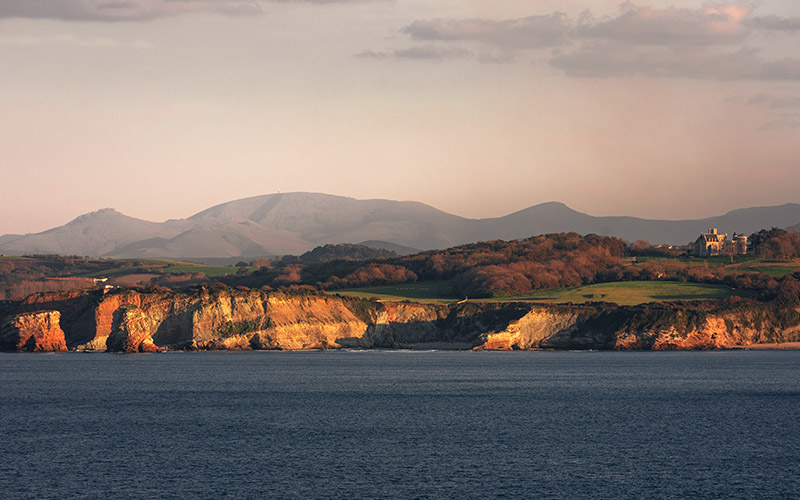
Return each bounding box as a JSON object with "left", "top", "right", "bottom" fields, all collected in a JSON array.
[{"left": 1, "top": 0, "right": 799, "bottom": 235}]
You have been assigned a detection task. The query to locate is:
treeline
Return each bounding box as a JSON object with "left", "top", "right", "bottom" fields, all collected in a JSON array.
[
  {"left": 4, "top": 229, "right": 799, "bottom": 302},
  {"left": 0, "top": 256, "right": 108, "bottom": 300},
  {"left": 227, "top": 233, "right": 631, "bottom": 297},
  {"left": 749, "top": 228, "right": 800, "bottom": 260},
  {"left": 0, "top": 255, "right": 194, "bottom": 300},
  {"left": 299, "top": 243, "right": 398, "bottom": 263},
  {"left": 223, "top": 231, "right": 800, "bottom": 301}
]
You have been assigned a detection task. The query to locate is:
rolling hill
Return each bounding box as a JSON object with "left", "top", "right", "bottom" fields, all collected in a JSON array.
[
  {"left": 1, "top": 193, "right": 799, "bottom": 259},
  {"left": 0, "top": 208, "right": 193, "bottom": 257}
]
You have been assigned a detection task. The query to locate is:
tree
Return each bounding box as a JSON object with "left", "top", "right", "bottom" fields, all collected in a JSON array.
[{"left": 750, "top": 228, "right": 800, "bottom": 261}]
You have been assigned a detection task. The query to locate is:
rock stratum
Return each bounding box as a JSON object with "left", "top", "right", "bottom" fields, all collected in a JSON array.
[{"left": 0, "top": 288, "right": 798, "bottom": 353}]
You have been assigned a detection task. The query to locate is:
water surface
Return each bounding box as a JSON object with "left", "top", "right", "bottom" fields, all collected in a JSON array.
[{"left": 1, "top": 350, "right": 798, "bottom": 499}]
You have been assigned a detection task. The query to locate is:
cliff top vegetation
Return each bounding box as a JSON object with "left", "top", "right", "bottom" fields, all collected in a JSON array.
[{"left": 2, "top": 229, "right": 800, "bottom": 306}]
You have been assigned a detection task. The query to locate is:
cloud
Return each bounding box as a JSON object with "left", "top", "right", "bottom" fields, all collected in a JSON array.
[
  {"left": 0, "top": 0, "right": 391, "bottom": 20},
  {"left": 394, "top": 45, "right": 473, "bottom": 60},
  {"left": 273, "top": 0, "right": 389, "bottom": 3},
  {"left": 576, "top": 2, "right": 752, "bottom": 45},
  {"left": 401, "top": 13, "right": 570, "bottom": 50},
  {"left": 759, "top": 58, "right": 800, "bottom": 81},
  {"left": 748, "top": 15, "right": 800, "bottom": 32},
  {"left": 550, "top": 43, "right": 800, "bottom": 81},
  {"left": 747, "top": 93, "right": 800, "bottom": 109},
  {"left": 0, "top": 33, "right": 153, "bottom": 48},
  {"left": 0, "top": 0, "right": 264, "bottom": 22},
  {"left": 554, "top": 3, "right": 800, "bottom": 80},
  {"left": 357, "top": 45, "right": 474, "bottom": 61},
  {"left": 357, "top": 2, "right": 800, "bottom": 79},
  {"left": 759, "top": 114, "right": 800, "bottom": 131},
  {"left": 550, "top": 43, "right": 756, "bottom": 79}
]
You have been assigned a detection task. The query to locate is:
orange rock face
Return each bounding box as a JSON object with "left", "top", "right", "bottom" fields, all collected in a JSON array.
[
  {"left": 0, "top": 310, "right": 68, "bottom": 352},
  {"left": 2, "top": 289, "right": 799, "bottom": 352},
  {"left": 106, "top": 306, "right": 160, "bottom": 353}
]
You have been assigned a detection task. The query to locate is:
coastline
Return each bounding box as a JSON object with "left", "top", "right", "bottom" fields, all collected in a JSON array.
[{"left": 737, "top": 342, "right": 800, "bottom": 350}]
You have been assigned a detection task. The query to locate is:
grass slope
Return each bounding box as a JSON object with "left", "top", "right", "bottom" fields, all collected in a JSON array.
[
  {"left": 82, "top": 260, "right": 249, "bottom": 279},
  {"left": 490, "top": 281, "right": 746, "bottom": 306}
]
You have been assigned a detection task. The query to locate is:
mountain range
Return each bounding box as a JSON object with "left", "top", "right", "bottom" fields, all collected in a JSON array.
[{"left": 2, "top": 192, "right": 800, "bottom": 260}]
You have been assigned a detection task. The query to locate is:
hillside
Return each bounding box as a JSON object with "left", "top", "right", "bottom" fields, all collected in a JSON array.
[
  {"left": 188, "top": 193, "right": 475, "bottom": 249},
  {"left": 1, "top": 193, "right": 799, "bottom": 259},
  {"left": 0, "top": 209, "right": 193, "bottom": 257}
]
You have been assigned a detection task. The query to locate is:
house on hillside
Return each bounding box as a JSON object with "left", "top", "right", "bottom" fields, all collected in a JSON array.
[
  {"left": 693, "top": 228, "right": 747, "bottom": 256},
  {"left": 694, "top": 228, "right": 727, "bottom": 256}
]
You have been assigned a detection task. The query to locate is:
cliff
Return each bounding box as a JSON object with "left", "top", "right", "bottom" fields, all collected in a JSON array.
[
  {"left": 1, "top": 288, "right": 799, "bottom": 352},
  {"left": 0, "top": 310, "right": 68, "bottom": 352}
]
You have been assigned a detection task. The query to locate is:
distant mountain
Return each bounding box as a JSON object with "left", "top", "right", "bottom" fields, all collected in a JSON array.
[
  {"left": 105, "top": 220, "right": 310, "bottom": 259},
  {"left": 1, "top": 193, "right": 799, "bottom": 259},
  {"left": 0, "top": 234, "right": 22, "bottom": 247},
  {"left": 187, "top": 193, "right": 474, "bottom": 249},
  {"left": 482, "top": 202, "right": 800, "bottom": 245},
  {"left": 0, "top": 208, "right": 192, "bottom": 257}
]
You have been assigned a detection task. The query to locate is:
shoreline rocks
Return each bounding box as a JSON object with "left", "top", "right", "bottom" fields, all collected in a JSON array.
[{"left": 0, "top": 310, "right": 68, "bottom": 352}]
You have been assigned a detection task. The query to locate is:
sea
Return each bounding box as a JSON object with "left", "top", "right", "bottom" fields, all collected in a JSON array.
[{"left": 1, "top": 350, "right": 798, "bottom": 500}]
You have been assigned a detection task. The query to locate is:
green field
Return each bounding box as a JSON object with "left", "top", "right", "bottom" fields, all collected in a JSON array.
[
  {"left": 83, "top": 260, "right": 248, "bottom": 278},
  {"left": 490, "top": 281, "right": 746, "bottom": 306},
  {"left": 737, "top": 262, "right": 800, "bottom": 276},
  {"left": 635, "top": 255, "right": 760, "bottom": 265},
  {"left": 331, "top": 280, "right": 746, "bottom": 306}
]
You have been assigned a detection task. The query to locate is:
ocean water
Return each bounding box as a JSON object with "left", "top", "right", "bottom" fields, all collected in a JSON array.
[{"left": 1, "top": 350, "right": 798, "bottom": 500}]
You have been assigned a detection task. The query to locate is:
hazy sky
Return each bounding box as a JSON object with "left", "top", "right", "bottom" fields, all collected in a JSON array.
[{"left": 1, "top": 0, "right": 799, "bottom": 234}]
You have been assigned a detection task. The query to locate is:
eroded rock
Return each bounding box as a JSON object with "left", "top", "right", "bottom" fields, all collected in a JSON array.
[{"left": 0, "top": 310, "right": 68, "bottom": 352}]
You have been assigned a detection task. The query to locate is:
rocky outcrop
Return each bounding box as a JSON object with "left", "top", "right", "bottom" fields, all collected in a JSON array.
[
  {"left": 0, "top": 288, "right": 798, "bottom": 352},
  {"left": 363, "top": 302, "right": 449, "bottom": 347},
  {"left": 475, "top": 308, "right": 583, "bottom": 350},
  {"left": 106, "top": 306, "right": 160, "bottom": 353},
  {"left": 0, "top": 310, "right": 67, "bottom": 352}
]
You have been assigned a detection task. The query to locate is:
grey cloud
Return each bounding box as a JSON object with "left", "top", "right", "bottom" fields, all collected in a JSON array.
[
  {"left": 0, "top": 0, "right": 264, "bottom": 22},
  {"left": 550, "top": 43, "right": 800, "bottom": 81},
  {"left": 550, "top": 4, "right": 800, "bottom": 81},
  {"left": 0, "top": 33, "right": 153, "bottom": 48},
  {"left": 357, "top": 45, "right": 474, "bottom": 61},
  {"left": 749, "top": 15, "right": 800, "bottom": 32},
  {"left": 355, "top": 49, "right": 387, "bottom": 59},
  {"left": 273, "top": 0, "right": 389, "bottom": 3},
  {"left": 396, "top": 4, "right": 754, "bottom": 50},
  {"left": 477, "top": 51, "right": 516, "bottom": 64},
  {"left": 759, "top": 58, "right": 800, "bottom": 81},
  {"left": 576, "top": 3, "right": 751, "bottom": 46},
  {"left": 395, "top": 45, "right": 473, "bottom": 60},
  {"left": 759, "top": 114, "right": 800, "bottom": 131},
  {"left": 401, "top": 14, "right": 570, "bottom": 50},
  {"left": 747, "top": 94, "right": 800, "bottom": 109},
  {"left": 359, "top": 2, "right": 799, "bottom": 79},
  {"left": 0, "top": 0, "right": 390, "bottom": 21}
]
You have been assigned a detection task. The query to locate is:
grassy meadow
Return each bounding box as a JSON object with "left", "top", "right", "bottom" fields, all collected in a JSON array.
[
  {"left": 490, "top": 281, "right": 747, "bottom": 306},
  {"left": 82, "top": 260, "right": 251, "bottom": 279}
]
